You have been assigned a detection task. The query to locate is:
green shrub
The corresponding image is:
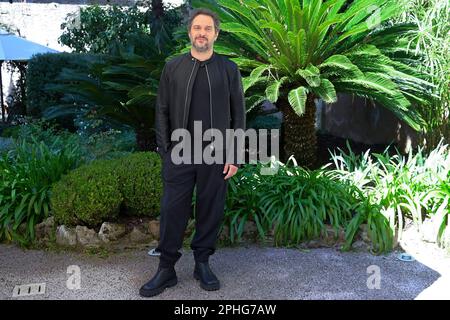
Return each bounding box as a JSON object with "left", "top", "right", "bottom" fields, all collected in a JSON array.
[
  {"left": 0, "top": 126, "right": 20, "bottom": 139},
  {"left": 50, "top": 151, "right": 162, "bottom": 227},
  {"left": 51, "top": 160, "right": 123, "bottom": 227},
  {"left": 59, "top": 4, "right": 149, "bottom": 54},
  {"left": 59, "top": 3, "right": 184, "bottom": 55},
  {"left": 112, "top": 152, "right": 163, "bottom": 218}
]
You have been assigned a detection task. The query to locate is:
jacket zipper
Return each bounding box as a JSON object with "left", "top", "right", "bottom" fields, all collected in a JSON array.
[{"left": 205, "top": 64, "right": 215, "bottom": 151}]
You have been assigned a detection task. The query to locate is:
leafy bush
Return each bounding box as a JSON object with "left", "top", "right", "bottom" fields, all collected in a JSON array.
[
  {"left": 224, "top": 141, "right": 449, "bottom": 254},
  {"left": 59, "top": 3, "right": 184, "bottom": 55},
  {"left": 0, "top": 136, "right": 81, "bottom": 245},
  {"left": 51, "top": 160, "right": 123, "bottom": 227},
  {"left": 0, "top": 126, "right": 20, "bottom": 139},
  {"left": 26, "top": 52, "right": 103, "bottom": 130},
  {"left": 112, "top": 152, "right": 163, "bottom": 217},
  {"left": 59, "top": 4, "right": 150, "bottom": 54},
  {"left": 50, "top": 151, "right": 163, "bottom": 227},
  {"left": 225, "top": 159, "right": 361, "bottom": 246}
]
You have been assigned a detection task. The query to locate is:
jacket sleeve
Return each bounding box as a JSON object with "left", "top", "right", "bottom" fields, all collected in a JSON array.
[
  {"left": 155, "top": 63, "right": 171, "bottom": 158},
  {"left": 228, "top": 64, "right": 246, "bottom": 168}
]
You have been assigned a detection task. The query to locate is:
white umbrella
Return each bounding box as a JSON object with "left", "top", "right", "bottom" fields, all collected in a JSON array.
[{"left": 0, "top": 29, "right": 60, "bottom": 121}]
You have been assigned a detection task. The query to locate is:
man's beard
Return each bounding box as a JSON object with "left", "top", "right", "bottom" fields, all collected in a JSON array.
[{"left": 191, "top": 37, "right": 210, "bottom": 52}]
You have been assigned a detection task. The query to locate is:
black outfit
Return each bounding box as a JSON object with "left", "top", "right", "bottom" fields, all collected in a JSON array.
[
  {"left": 155, "top": 51, "right": 246, "bottom": 166},
  {"left": 155, "top": 51, "right": 246, "bottom": 268},
  {"left": 186, "top": 60, "right": 213, "bottom": 162}
]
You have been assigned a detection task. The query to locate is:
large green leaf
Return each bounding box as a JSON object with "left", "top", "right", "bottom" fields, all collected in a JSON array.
[
  {"left": 296, "top": 63, "right": 321, "bottom": 87},
  {"left": 318, "top": 54, "right": 364, "bottom": 77},
  {"left": 288, "top": 86, "right": 307, "bottom": 116},
  {"left": 312, "top": 78, "right": 337, "bottom": 103},
  {"left": 265, "top": 76, "right": 288, "bottom": 103},
  {"left": 245, "top": 94, "right": 266, "bottom": 112},
  {"left": 220, "top": 22, "right": 265, "bottom": 44},
  {"left": 242, "top": 64, "right": 270, "bottom": 92}
]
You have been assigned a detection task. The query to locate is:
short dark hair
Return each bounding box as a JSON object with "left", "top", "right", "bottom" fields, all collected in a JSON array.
[{"left": 187, "top": 8, "right": 220, "bottom": 33}]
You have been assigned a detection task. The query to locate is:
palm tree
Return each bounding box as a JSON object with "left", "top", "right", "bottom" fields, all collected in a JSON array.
[
  {"left": 43, "top": 42, "right": 164, "bottom": 151},
  {"left": 193, "top": 0, "right": 435, "bottom": 167}
]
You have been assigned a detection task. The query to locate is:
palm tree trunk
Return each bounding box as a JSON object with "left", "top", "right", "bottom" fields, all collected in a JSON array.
[
  {"left": 151, "top": 0, "right": 164, "bottom": 19},
  {"left": 278, "top": 93, "right": 317, "bottom": 168}
]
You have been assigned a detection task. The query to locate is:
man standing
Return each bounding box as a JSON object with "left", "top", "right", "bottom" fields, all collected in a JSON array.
[{"left": 139, "top": 8, "right": 246, "bottom": 297}]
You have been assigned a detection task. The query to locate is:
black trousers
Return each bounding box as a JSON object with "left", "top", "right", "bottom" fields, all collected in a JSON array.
[{"left": 156, "top": 149, "right": 229, "bottom": 268}]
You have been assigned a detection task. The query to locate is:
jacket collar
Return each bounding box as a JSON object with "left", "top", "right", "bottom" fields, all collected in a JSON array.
[{"left": 187, "top": 50, "right": 217, "bottom": 65}]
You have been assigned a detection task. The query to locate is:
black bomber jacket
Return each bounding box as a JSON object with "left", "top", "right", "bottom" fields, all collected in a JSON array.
[{"left": 155, "top": 50, "right": 246, "bottom": 166}]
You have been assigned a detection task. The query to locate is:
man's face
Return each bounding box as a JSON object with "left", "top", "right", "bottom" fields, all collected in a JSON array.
[{"left": 189, "top": 14, "right": 218, "bottom": 53}]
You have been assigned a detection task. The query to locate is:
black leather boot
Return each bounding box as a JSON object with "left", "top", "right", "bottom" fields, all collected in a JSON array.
[
  {"left": 193, "top": 262, "right": 220, "bottom": 291},
  {"left": 139, "top": 266, "right": 178, "bottom": 297}
]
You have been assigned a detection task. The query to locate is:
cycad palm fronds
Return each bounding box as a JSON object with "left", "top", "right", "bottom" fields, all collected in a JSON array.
[{"left": 193, "top": 0, "right": 435, "bottom": 166}]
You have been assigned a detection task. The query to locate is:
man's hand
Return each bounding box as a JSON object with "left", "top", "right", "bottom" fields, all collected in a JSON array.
[{"left": 223, "top": 163, "right": 238, "bottom": 180}]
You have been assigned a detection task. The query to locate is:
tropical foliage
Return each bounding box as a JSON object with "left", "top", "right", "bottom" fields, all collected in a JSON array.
[
  {"left": 394, "top": 0, "right": 450, "bottom": 149},
  {"left": 193, "top": 0, "right": 435, "bottom": 167},
  {"left": 43, "top": 50, "right": 161, "bottom": 151}
]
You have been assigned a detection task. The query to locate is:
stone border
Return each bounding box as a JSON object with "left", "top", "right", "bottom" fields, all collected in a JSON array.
[{"left": 33, "top": 216, "right": 377, "bottom": 253}]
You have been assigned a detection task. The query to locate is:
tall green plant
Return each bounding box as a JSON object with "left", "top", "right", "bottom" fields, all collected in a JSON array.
[
  {"left": 193, "top": 0, "right": 435, "bottom": 167},
  {"left": 330, "top": 140, "right": 450, "bottom": 250},
  {"left": 224, "top": 160, "right": 361, "bottom": 246},
  {"left": 0, "top": 136, "right": 81, "bottom": 245}
]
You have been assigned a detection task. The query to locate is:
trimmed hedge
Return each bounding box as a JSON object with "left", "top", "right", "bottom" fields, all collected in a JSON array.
[
  {"left": 50, "top": 152, "right": 162, "bottom": 227},
  {"left": 112, "top": 152, "right": 163, "bottom": 218},
  {"left": 51, "top": 160, "right": 122, "bottom": 227}
]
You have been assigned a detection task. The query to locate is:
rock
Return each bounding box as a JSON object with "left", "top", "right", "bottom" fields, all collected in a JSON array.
[
  {"left": 35, "top": 216, "right": 55, "bottom": 241},
  {"left": 305, "top": 240, "right": 322, "bottom": 249},
  {"left": 421, "top": 219, "right": 439, "bottom": 243},
  {"left": 244, "top": 220, "right": 257, "bottom": 237},
  {"left": 352, "top": 240, "right": 368, "bottom": 251},
  {"left": 98, "top": 222, "right": 126, "bottom": 243},
  {"left": 18, "top": 222, "right": 27, "bottom": 235},
  {"left": 148, "top": 220, "right": 160, "bottom": 239},
  {"left": 75, "top": 226, "right": 102, "bottom": 248},
  {"left": 359, "top": 224, "right": 371, "bottom": 243},
  {"left": 323, "top": 225, "right": 346, "bottom": 245},
  {"left": 129, "top": 227, "right": 151, "bottom": 243},
  {"left": 56, "top": 225, "right": 76, "bottom": 247}
]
